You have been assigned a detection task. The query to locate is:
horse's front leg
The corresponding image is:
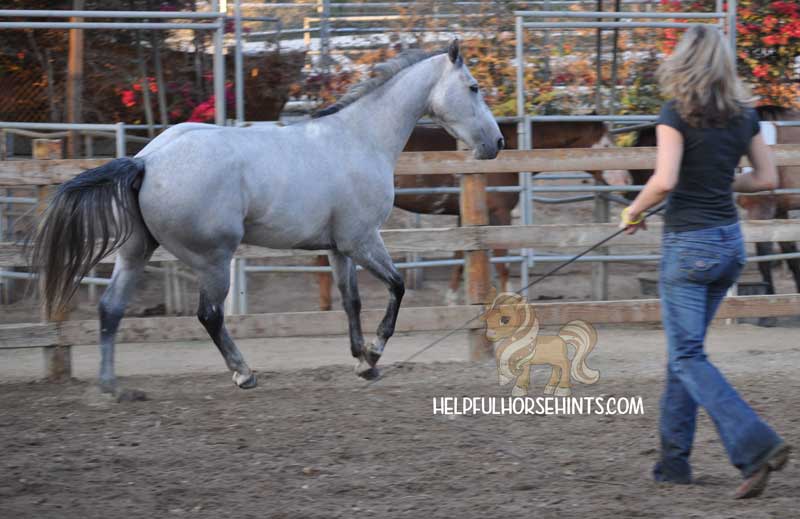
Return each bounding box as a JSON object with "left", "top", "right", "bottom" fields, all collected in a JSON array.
[
  {"left": 328, "top": 250, "right": 365, "bottom": 361},
  {"left": 351, "top": 232, "right": 405, "bottom": 380},
  {"left": 511, "top": 363, "right": 531, "bottom": 397}
]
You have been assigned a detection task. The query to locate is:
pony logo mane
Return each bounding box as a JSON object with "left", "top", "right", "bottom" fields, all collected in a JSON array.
[{"left": 311, "top": 49, "right": 441, "bottom": 119}]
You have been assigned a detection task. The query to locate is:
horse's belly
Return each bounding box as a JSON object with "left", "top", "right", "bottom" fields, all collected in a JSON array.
[{"left": 242, "top": 216, "right": 333, "bottom": 251}]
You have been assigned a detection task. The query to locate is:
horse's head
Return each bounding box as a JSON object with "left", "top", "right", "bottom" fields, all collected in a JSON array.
[
  {"left": 592, "top": 130, "right": 632, "bottom": 186},
  {"left": 427, "top": 40, "right": 504, "bottom": 160}
]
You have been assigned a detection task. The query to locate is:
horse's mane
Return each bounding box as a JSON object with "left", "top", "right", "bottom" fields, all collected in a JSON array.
[{"left": 312, "top": 49, "right": 442, "bottom": 119}]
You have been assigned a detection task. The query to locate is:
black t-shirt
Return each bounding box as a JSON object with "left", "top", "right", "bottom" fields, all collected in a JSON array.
[{"left": 656, "top": 100, "right": 761, "bottom": 232}]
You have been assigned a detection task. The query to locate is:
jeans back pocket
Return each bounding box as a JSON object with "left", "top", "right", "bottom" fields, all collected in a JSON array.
[{"left": 678, "top": 247, "right": 722, "bottom": 283}]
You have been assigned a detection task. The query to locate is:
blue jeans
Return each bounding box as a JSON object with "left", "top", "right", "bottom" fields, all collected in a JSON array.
[{"left": 656, "top": 222, "right": 783, "bottom": 482}]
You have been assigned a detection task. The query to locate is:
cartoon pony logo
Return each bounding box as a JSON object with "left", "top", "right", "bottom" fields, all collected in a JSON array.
[{"left": 480, "top": 289, "right": 600, "bottom": 397}]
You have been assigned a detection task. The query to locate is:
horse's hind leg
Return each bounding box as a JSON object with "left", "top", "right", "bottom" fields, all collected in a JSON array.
[
  {"left": 446, "top": 251, "right": 464, "bottom": 306},
  {"left": 98, "top": 232, "right": 158, "bottom": 394},
  {"left": 350, "top": 231, "right": 405, "bottom": 379},
  {"left": 755, "top": 242, "right": 776, "bottom": 294},
  {"left": 778, "top": 241, "right": 800, "bottom": 292},
  {"left": 194, "top": 259, "right": 256, "bottom": 389},
  {"left": 490, "top": 208, "right": 511, "bottom": 292}
]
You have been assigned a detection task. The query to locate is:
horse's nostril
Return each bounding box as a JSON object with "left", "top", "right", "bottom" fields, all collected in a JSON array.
[{"left": 497, "top": 138, "right": 505, "bottom": 150}]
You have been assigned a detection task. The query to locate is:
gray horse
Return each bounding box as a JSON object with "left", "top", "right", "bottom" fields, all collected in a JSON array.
[{"left": 31, "top": 40, "right": 503, "bottom": 394}]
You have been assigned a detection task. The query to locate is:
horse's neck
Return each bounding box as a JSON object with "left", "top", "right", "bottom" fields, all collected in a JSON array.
[{"left": 339, "top": 57, "right": 442, "bottom": 162}]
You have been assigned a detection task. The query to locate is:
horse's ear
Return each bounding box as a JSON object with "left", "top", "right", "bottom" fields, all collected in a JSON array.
[{"left": 448, "top": 39, "right": 461, "bottom": 65}]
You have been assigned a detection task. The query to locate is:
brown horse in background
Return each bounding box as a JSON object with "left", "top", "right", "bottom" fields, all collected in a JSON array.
[
  {"left": 316, "top": 119, "right": 622, "bottom": 310},
  {"left": 627, "top": 106, "right": 800, "bottom": 296}
]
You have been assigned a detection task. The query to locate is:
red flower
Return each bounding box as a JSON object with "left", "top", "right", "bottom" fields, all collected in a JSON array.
[
  {"left": 770, "top": 1, "right": 799, "bottom": 17},
  {"left": 120, "top": 89, "right": 136, "bottom": 108},
  {"left": 188, "top": 98, "right": 215, "bottom": 122},
  {"left": 786, "top": 21, "right": 800, "bottom": 37},
  {"left": 753, "top": 64, "right": 770, "bottom": 78},
  {"left": 762, "top": 34, "right": 789, "bottom": 46}
]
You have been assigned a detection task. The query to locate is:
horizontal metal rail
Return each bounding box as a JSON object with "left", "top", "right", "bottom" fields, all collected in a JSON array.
[
  {"left": 515, "top": 11, "right": 725, "bottom": 19},
  {"left": 0, "top": 122, "right": 120, "bottom": 130},
  {"left": 0, "top": 270, "right": 110, "bottom": 286},
  {"left": 0, "top": 196, "right": 36, "bottom": 204},
  {"left": 0, "top": 21, "right": 221, "bottom": 30},
  {"left": 528, "top": 115, "right": 657, "bottom": 122},
  {"left": 0, "top": 9, "right": 220, "bottom": 19},
  {"left": 522, "top": 22, "right": 716, "bottom": 29}
]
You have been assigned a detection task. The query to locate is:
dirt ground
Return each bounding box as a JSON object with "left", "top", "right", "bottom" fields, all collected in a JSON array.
[{"left": 1, "top": 323, "right": 799, "bottom": 518}]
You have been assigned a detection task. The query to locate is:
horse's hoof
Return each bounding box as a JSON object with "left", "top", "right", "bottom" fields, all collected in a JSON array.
[
  {"left": 543, "top": 385, "right": 556, "bottom": 395},
  {"left": 511, "top": 386, "right": 527, "bottom": 397},
  {"left": 357, "top": 366, "right": 381, "bottom": 381},
  {"left": 554, "top": 386, "right": 571, "bottom": 397},
  {"left": 355, "top": 358, "right": 381, "bottom": 380},
  {"left": 233, "top": 371, "right": 257, "bottom": 389}
]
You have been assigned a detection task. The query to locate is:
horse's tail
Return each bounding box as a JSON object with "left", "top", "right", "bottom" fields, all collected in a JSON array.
[
  {"left": 559, "top": 320, "right": 600, "bottom": 385},
  {"left": 29, "top": 157, "right": 146, "bottom": 318}
]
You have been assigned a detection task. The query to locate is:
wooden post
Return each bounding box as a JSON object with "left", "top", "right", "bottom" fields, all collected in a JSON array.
[
  {"left": 32, "top": 139, "right": 63, "bottom": 161},
  {"left": 37, "top": 185, "right": 72, "bottom": 382},
  {"left": 460, "top": 173, "right": 493, "bottom": 361},
  {"left": 591, "top": 187, "right": 609, "bottom": 301},
  {"left": 65, "top": 1, "right": 85, "bottom": 158}
]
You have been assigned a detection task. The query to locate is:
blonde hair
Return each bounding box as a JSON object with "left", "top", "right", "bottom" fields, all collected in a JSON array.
[{"left": 657, "top": 25, "right": 752, "bottom": 127}]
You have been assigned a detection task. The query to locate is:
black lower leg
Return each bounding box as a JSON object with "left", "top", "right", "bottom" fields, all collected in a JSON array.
[
  {"left": 778, "top": 242, "right": 800, "bottom": 292},
  {"left": 341, "top": 277, "right": 364, "bottom": 358},
  {"left": 377, "top": 273, "right": 405, "bottom": 341},
  {"left": 197, "top": 291, "right": 247, "bottom": 373},
  {"left": 756, "top": 242, "right": 776, "bottom": 294}
]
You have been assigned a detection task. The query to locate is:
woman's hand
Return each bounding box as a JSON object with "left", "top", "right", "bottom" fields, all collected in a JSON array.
[{"left": 620, "top": 206, "right": 647, "bottom": 235}]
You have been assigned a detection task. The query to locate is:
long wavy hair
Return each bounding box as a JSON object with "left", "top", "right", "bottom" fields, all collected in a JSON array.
[{"left": 657, "top": 25, "right": 752, "bottom": 127}]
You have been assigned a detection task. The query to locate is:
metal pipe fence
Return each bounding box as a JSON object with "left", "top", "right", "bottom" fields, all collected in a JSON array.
[
  {"left": 521, "top": 22, "right": 719, "bottom": 29},
  {"left": 514, "top": 11, "right": 725, "bottom": 18}
]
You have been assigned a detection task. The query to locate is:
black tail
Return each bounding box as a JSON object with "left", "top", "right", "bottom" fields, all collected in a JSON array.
[{"left": 29, "top": 157, "right": 146, "bottom": 318}]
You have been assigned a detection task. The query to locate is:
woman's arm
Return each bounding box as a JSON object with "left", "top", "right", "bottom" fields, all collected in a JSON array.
[
  {"left": 622, "top": 124, "right": 683, "bottom": 233},
  {"left": 732, "top": 133, "right": 778, "bottom": 192}
]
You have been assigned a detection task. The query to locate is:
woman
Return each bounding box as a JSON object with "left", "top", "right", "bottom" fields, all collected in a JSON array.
[{"left": 621, "top": 25, "right": 790, "bottom": 499}]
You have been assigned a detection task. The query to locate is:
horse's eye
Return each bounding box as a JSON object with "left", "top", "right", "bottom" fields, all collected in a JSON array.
[
  {"left": 500, "top": 316, "right": 510, "bottom": 325},
  {"left": 469, "top": 84, "right": 479, "bottom": 93}
]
